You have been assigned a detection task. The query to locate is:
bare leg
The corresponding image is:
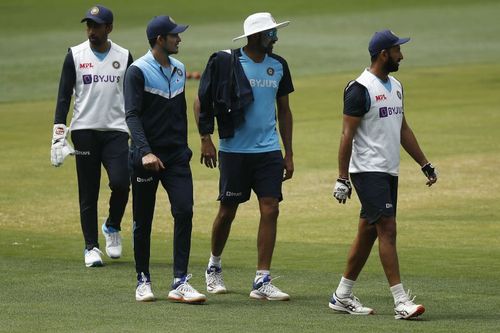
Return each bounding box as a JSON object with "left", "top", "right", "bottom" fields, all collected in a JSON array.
[
  {"left": 256, "top": 197, "right": 280, "bottom": 270},
  {"left": 343, "top": 218, "right": 378, "bottom": 280},
  {"left": 211, "top": 202, "right": 238, "bottom": 256},
  {"left": 375, "top": 216, "right": 401, "bottom": 286}
]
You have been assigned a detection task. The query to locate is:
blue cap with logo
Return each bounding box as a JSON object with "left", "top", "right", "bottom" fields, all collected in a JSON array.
[
  {"left": 369, "top": 30, "right": 410, "bottom": 57},
  {"left": 81, "top": 5, "right": 113, "bottom": 24},
  {"left": 146, "top": 16, "right": 188, "bottom": 39}
]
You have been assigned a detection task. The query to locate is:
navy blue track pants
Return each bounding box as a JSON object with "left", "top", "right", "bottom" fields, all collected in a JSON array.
[
  {"left": 130, "top": 147, "right": 193, "bottom": 278},
  {"left": 71, "top": 130, "right": 130, "bottom": 250}
]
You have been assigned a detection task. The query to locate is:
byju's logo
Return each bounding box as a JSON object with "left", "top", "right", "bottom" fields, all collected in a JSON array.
[
  {"left": 379, "top": 106, "right": 403, "bottom": 118},
  {"left": 82, "top": 74, "right": 120, "bottom": 85},
  {"left": 136, "top": 176, "right": 153, "bottom": 183},
  {"left": 83, "top": 74, "right": 92, "bottom": 84},
  {"left": 249, "top": 79, "right": 278, "bottom": 88},
  {"left": 225, "top": 191, "right": 242, "bottom": 197},
  {"left": 379, "top": 107, "right": 388, "bottom": 118}
]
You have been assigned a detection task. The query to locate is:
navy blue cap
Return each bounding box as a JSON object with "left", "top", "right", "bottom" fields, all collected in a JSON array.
[
  {"left": 369, "top": 30, "right": 410, "bottom": 56},
  {"left": 81, "top": 5, "right": 113, "bottom": 24},
  {"left": 146, "top": 16, "right": 188, "bottom": 39}
]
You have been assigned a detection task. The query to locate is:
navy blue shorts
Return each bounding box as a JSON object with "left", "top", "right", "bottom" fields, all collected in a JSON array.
[
  {"left": 218, "top": 151, "right": 284, "bottom": 203},
  {"left": 350, "top": 172, "right": 398, "bottom": 224}
]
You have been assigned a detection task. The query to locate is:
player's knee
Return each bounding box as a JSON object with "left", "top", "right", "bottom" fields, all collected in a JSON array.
[
  {"left": 260, "top": 199, "right": 279, "bottom": 220},
  {"left": 109, "top": 178, "right": 130, "bottom": 193},
  {"left": 172, "top": 205, "right": 193, "bottom": 222},
  {"left": 217, "top": 206, "right": 237, "bottom": 225}
]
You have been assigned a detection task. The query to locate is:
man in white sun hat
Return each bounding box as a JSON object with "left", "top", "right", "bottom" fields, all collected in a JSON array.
[{"left": 194, "top": 12, "right": 294, "bottom": 301}]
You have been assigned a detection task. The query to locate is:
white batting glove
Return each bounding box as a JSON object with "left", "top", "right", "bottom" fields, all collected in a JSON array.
[
  {"left": 51, "top": 124, "right": 74, "bottom": 167},
  {"left": 333, "top": 177, "right": 352, "bottom": 204}
]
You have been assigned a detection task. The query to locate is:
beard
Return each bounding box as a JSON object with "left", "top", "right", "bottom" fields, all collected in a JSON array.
[
  {"left": 384, "top": 57, "right": 400, "bottom": 72},
  {"left": 258, "top": 35, "right": 275, "bottom": 54}
]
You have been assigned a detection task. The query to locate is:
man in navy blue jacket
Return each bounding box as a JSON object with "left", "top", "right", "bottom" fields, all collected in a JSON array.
[{"left": 124, "top": 15, "right": 205, "bottom": 303}]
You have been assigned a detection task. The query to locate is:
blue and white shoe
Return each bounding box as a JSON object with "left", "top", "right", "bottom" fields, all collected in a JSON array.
[
  {"left": 329, "top": 293, "right": 374, "bottom": 315},
  {"left": 136, "top": 272, "right": 155, "bottom": 302},
  {"left": 84, "top": 247, "right": 104, "bottom": 267},
  {"left": 168, "top": 274, "right": 207, "bottom": 303},
  {"left": 102, "top": 223, "right": 122, "bottom": 259},
  {"left": 205, "top": 266, "right": 227, "bottom": 294},
  {"left": 249, "top": 275, "right": 290, "bottom": 301}
]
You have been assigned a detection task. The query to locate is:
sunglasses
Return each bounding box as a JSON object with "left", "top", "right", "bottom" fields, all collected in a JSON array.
[{"left": 263, "top": 28, "right": 278, "bottom": 39}]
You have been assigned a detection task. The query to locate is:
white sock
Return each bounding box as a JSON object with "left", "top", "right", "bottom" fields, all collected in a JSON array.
[
  {"left": 255, "top": 270, "right": 270, "bottom": 282},
  {"left": 335, "top": 276, "right": 355, "bottom": 298},
  {"left": 390, "top": 283, "right": 407, "bottom": 304},
  {"left": 208, "top": 253, "right": 221, "bottom": 268}
]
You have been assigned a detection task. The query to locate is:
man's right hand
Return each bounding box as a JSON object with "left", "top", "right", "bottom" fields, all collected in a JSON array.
[
  {"left": 200, "top": 135, "right": 217, "bottom": 168},
  {"left": 142, "top": 153, "right": 165, "bottom": 172},
  {"left": 333, "top": 177, "right": 352, "bottom": 204},
  {"left": 51, "top": 124, "right": 74, "bottom": 167}
]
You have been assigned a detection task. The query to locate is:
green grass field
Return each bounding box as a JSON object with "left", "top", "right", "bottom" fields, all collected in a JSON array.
[{"left": 1, "top": 0, "right": 499, "bottom": 332}]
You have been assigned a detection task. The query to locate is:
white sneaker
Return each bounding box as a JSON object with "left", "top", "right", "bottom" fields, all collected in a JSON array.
[
  {"left": 102, "top": 223, "right": 122, "bottom": 259},
  {"left": 84, "top": 247, "right": 104, "bottom": 267},
  {"left": 394, "top": 290, "right": 425, "bottom": 319},
  {"left": 329, "top": 293, "right": 374, "bottom": 315},
  {"left": 205, "top": 266, "right": 227, "bottom": 294},
  {"left": 136, "top": 273, "right": 155, "bottom": 302},
  {"left": 249, "top": 275, "right": 290, "bottom": 301},
  {"left": 168, "top": 274, "right": 207, "bottom": 303}
]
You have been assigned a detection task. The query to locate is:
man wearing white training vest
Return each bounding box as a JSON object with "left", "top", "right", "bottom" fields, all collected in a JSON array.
[
  {"left": 329, "top": 30, "right": 438, "bottom": 320},
  {"left": 51, "top": 5, "right": 133, "bottom": 267}
]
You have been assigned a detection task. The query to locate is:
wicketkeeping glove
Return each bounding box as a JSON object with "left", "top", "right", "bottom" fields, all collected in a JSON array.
[
  {"left": 51, "top": 124, "right": 74, "bottom": 167},
  {"left": 333, "top": 177, "right": 352, "bottom": 204}
]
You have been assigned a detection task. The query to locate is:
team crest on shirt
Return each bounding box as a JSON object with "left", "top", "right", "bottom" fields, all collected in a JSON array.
[
  {"left": 397, "top": 91, "right": 402, "bottom": 100},
  {"left": 177, "top": 68, "right": 183, "bottom": 76},
  {"left": 267, "top": 67, "right": 274, "bottom": 76},
  {"left": 112, "top": 61, "right": 120, "bottom": 69}
]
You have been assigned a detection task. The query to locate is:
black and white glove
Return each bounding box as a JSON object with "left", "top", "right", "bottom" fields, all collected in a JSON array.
[
  {"left": 421, "top": 162, "right": 438, "bottom": 187},
  {"left": 333, "top": 177, "right": 352, "bottom": 204},
  {"left": 51, "top": 124, "right": 74, "bottom": 167}
]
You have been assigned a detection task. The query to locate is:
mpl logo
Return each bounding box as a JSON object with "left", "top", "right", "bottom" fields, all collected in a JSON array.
[
  {"left": 375, "top": 94, "right": 387, "bottom": 101},
  {"left": 80, "top": 63, "right": 94, "bottom": 69}
]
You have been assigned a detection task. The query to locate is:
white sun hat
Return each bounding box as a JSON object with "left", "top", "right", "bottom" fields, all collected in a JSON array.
[{"left": 233, "top": 12, "right": 290, "bottom": 41}]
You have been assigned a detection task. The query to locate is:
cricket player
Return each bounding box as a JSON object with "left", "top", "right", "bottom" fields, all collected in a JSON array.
[
  {"left": 125, "top": 15, "right": 206, "bottom": 303},
  {"left": 51, "top": 5, "right": 132, "bottom": 267},
  {"left": 330, "top": 30, "right": 437, "bottom": 319},
  {"left": 194, "top": 12, "right": 294, "bottom": 301}
]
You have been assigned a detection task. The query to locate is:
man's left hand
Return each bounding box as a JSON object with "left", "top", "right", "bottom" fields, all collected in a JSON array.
[
  {"left": 283, "top": 154, "right": 294, "bottom": 181},
  {"left": 421, "top": 162, "right": 438, "bottom": 187}
]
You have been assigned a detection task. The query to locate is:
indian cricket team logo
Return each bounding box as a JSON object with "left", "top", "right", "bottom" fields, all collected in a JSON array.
[
  {"left": 90, "top": 7, "right": 99, "bottom": 15},
  {"left": 397, "top": 91, "right": 402, "bottom": 100},
  {"left": 267, "top": 67, "right": 274, "bottom": 76},
  {"left": 177, "top": 68, "right": 183, "bottom": 76},
  {"left": 112, "top": 61, "right": 120, "bottom": 69}
]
